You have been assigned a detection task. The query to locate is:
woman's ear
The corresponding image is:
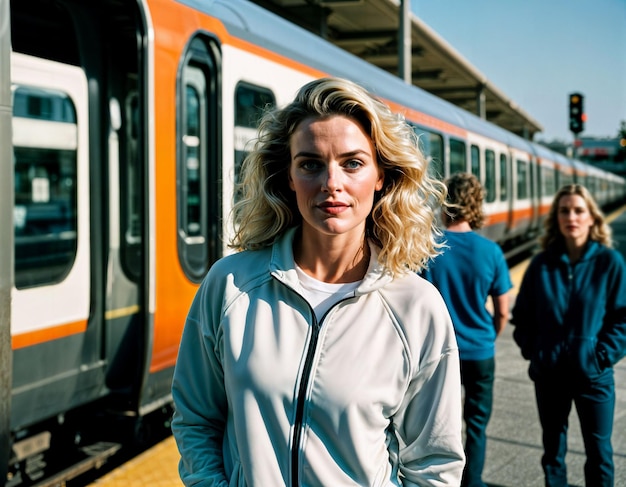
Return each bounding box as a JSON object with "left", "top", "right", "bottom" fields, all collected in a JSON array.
[
  {"left": 375, "top": 168, "right": 384, "bottom": 191},
  {"left": 288, "top": 170, "right": 295, "bottom": 191}
]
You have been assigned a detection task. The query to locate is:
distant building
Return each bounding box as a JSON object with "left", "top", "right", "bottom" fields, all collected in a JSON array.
[
  {"left": 576, "top": 137, "right": 624, "bottom": 162},
  {"left": 576, "top": 137, "right": 626, "bottom": 175},
  {"left": 536, "top": 137, "right": 626, "bottom": 176}
]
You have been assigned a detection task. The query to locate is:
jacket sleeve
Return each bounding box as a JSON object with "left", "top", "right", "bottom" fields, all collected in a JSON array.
[
  {"left": 511, "top": 259, "right": 538, "bottom": 360},
  {"left": 596, "top": 250, "right": 626, "bottom": 368},
  {"left": 393, "top": 292, "right": 465, "bottom": 486},
  {"left": 171, "top": 275, "right": 230, "bottom": 487}
]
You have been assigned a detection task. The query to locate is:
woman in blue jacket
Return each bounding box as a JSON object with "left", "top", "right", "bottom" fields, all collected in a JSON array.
[{"left": 512, "top": 184, "right": 626, "bottom": 487}]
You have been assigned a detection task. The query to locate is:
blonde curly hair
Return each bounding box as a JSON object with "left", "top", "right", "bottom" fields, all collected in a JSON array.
[
  {"left": 230, "top": 77, "right": 446, "bottom": 276},
  {"left": 541, "top": 183, "right": 613, "bottom": 250}
]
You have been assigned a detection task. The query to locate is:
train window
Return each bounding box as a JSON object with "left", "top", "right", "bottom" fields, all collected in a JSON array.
[
  {"left": 470, "top": 145, "right": 480, "bottom": 177},
  {"left": 234, "top": 83, "right": 275, "bottom": 202},
  {"left": 410, "top": 124, "right": 430, "bottom": 157},
  {"left": 485, "top": 150, "right": 496, "bottom": 203},
  {"left": 177, "top": 37, "right": 221, "bottom": 282},
  {"left": 416, "top": 130, "right": 430, "bottom": 157},
  {"left": 120, "top": 92, "right": 142, "bottom": 280},
  {"left": 560, "top": 170, "right": 574, "bottom": 188},
  {"left": 183, "top": 77, "right": 203, "bottom": 237},
  {"left": 428, "top": 132, "right": 444, "bottom": 180},
  {"left": 235, "top": 83, "right": 275, "bottom": 128},
  {"left": 449, "top": 138, "right": 466, "bottom": 175},
  {"left": 499, "top": 154, "right": 508, "bottom": 201},
  {"left": 13, "top": 86, "right": 78, "bottom": 288},
  {"left": 412, "top": 126, "right": 443, "bottom": 180},
  {"left": 517, "top": 159, "right": 529, "bottom": 199},
  {"left": 541, "top": 165, "right": 556, "bottom": 197}
]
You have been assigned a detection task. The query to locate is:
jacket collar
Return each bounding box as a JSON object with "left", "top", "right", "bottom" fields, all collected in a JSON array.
[
  {"left": 553, "top": 239, "right": 601, "bottom": 265},
  {"left": 269, "top": 226, "right": 393, "bottom": 293}
]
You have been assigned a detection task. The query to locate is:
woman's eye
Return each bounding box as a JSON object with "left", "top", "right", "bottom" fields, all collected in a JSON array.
[
  {"left": 344, "top": 159, "right": 362, "bottom": 170},
  {"left": 301, "top": 160, "right": 322, "bottom": 171}
]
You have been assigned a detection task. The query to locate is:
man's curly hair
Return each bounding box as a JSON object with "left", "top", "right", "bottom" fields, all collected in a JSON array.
[{"left": 443, "top": 172, "right": 486, "bottom": 229}]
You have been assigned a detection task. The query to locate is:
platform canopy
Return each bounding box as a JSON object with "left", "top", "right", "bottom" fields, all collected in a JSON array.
[{"left": 251, "top": 0, "right": 543, "bottom": 139}]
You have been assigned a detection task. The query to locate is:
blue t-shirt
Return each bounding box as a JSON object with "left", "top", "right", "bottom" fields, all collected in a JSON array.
[{"left": 422, "top": 230, "right": 512, "bottom": 360}]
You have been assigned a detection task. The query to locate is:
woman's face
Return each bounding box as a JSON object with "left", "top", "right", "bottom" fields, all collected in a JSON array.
[
  {"left": 288, "top": 115, "right": 383, "bottom": 242},
  {"left": 557, "top": 194, "right": 594, "bottom": 246}
]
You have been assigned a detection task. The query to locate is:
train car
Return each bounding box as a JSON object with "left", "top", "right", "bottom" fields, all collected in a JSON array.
[{"left": 1, "top": 0, "right": 624, "bottom": 485}]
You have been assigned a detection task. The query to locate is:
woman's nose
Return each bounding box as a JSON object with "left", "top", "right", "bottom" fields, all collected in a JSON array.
[{"left": 322, "top": 166, "right": 341, "bottom": 193}]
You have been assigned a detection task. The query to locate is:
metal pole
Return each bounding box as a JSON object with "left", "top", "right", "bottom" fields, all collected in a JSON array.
[
  {"left": 0, "top": 0, "right": 13, "bottom": 483},
  {"left": 398, "top": 0, "right": 412, "bottom": 83},
  {"left": 477, "top": 84, "right": 486, "bottom": 120}
]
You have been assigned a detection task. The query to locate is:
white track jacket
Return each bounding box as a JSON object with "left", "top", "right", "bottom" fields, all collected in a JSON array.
[{"left": 171, "top": 227, "right": 465, "bottom": 486}]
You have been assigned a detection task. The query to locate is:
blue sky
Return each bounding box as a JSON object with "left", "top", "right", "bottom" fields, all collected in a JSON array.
[{"left": 412, "top": 0, "right": 626, "bottom": 142}]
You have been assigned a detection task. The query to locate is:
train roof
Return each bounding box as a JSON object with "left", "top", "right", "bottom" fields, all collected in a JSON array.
[{"left": 177, "top": 0, "right": 625, "bottom": 184}]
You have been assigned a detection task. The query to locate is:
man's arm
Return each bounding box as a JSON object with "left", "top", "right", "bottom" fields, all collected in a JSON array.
[{"left": 491, "top": 292, "right": 509, "bottom": 336}]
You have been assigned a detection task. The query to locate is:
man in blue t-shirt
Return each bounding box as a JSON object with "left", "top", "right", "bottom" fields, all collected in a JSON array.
[{"left": 422, "top": 173, "right": 512, "bottom": 487}]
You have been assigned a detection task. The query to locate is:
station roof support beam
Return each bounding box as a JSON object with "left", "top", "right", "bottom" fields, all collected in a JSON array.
[
  {"left": 477, "top": 84, "right": 486, "bottom": 120},
  {"left": 398, "top": 0, "right": 411, "bottom": 83}
]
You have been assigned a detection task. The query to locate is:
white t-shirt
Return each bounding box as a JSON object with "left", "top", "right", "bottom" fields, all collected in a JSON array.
[{"left": 295, "top": 265, "right": 361, "bottom": 320}]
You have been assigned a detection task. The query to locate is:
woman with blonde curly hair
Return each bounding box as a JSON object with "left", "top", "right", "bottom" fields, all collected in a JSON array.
[
  {"left": 513, "top": 183, "right": 626, "bottom": 487},
  {"left": 172, "top": 77, "right": 465, "bottom": 486},
  {"left": 422, "top": 172, "right": 512, "bottom": 487}
]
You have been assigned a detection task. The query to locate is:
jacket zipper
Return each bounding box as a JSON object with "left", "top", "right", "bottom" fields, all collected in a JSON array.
[
  {"left": 291, "top": 314, "right": 320, "bottom": 487},
  {"left": 285, "top": 287, "right": 356, "bottom": 486}
]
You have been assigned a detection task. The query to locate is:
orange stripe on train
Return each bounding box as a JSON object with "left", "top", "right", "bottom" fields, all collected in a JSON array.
[{"left": 12, "top": 320, "right": 88, "bottom": 350}]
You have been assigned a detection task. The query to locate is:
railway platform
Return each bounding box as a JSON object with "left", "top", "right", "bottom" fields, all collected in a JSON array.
[{"left": 88, "top": 208, "right": 626, "bottom": 487}]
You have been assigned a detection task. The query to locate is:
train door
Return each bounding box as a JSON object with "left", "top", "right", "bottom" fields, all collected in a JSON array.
[
  {"left": 102, "top": 89, "right": 145, "bottom": 411},
  {"left": 10, "top": 53, "right": 96, "bottom": 428},
  {"left": 9, "top": 0, "right": 149, "bottom": 479},
  {"left": 533, "top": 145, "right": 560, "bottom": 233},
  {"left": 500, "top": 152, "right": 511, "bottom": 238},
  {"left": 465, "top": 132, "right": 509, "bottom": 243},
  {"left": 528, "top": 154, "right": 541, "bottom": 236},
  {"left": 507, "top": 147, "right": 533, "bottom": 244}
]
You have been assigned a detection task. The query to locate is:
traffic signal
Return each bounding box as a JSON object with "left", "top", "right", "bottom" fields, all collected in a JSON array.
[{"left": 569, "top": 92, "right": 585, "bottom": 134}]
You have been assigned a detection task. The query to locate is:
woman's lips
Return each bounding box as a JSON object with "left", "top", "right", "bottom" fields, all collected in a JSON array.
[{"left": 318, "top": 202, "right": 349, "bottom": 214}]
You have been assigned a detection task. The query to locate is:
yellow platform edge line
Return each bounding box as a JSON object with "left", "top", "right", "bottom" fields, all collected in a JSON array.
[{"left": 90, "top": 436, "right": 182, "bottom": 486}]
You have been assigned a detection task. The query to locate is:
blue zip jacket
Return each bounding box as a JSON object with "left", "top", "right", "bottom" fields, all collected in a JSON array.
[{"left": 512, "top": 240, "right": 626, "bottom": 382}]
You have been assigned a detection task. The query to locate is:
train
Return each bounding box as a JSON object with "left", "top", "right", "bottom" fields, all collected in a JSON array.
[{"left": 1, "top": 0, "right": 625, "bottom": 485}]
